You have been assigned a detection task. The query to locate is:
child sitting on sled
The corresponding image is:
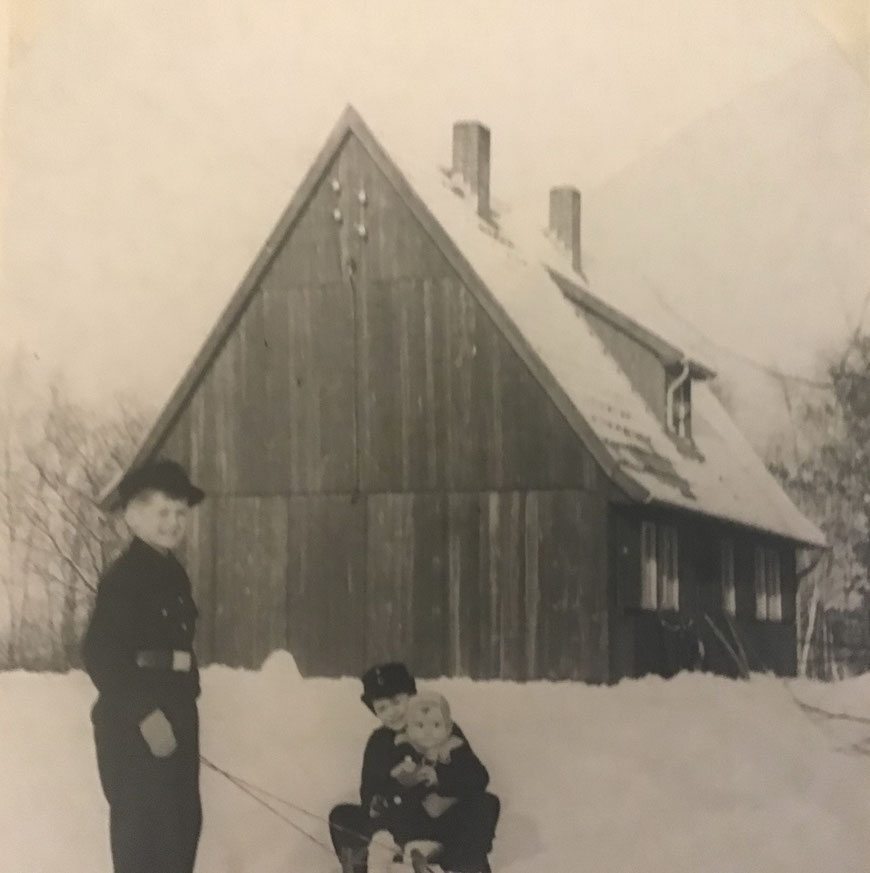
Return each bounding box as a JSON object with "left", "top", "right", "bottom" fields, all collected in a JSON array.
[
  {"left": 368, "top": 690, "right": 496, "bottom": 873},
  {"left": 329, "top": 666, "right": 499, "bottom": 873}
]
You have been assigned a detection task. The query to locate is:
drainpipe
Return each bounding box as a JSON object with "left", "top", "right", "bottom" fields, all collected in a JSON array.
[{"left": 666, "top": 359, "right": 690, "bottom": 436}]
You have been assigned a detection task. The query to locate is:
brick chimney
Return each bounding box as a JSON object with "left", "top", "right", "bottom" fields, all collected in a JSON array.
[
  {"left": 549, "top": 186, "right": 582, "bottom": 272},
  {"left": 452, "top": 121, "right": 491, "bottom": 218}
]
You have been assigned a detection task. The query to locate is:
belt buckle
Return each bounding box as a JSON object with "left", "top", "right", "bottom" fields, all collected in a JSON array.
[{"left": 172, "top": 650, "right": 192, "bottom": 672}]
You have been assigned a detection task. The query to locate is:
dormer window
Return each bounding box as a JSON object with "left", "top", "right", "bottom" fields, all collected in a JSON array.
[{"left": 666, "top": 363, "right": 692, "bottom": 440}]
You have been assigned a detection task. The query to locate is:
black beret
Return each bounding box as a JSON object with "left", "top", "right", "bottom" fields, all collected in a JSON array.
[
  {"left": 118, "top": 459, "right": 205, "bottom": 508},
  {"left": 360, "top": 662, "right": 417, "bottom": 709}
]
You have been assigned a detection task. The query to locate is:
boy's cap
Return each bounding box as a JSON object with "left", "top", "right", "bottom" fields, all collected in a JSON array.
[
  {"left": 118, "top": 459, "right": 205, "bottom": 508},
  {"left": 360, "top": 662, "right": 417, "bottom": 708}
]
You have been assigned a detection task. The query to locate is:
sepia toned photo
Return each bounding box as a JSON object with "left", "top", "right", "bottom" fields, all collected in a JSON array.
[{"left": 1, "top": 2, "right": 869, "bottom": 872}]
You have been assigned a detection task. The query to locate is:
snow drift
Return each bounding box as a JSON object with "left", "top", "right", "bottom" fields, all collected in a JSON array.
[{"left": 2, "top": 652, "right": 868, "bottom": 873}]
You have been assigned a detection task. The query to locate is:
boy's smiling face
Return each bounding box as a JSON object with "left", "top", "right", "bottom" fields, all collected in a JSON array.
[
  {"left": 125, "top": 490, "right": 190, "bottom": 553},
  {"left": 406, "top": 704, "right": 451, "bottom": 752},
  {"left": 371, "top": 693, "right": 410, "bottom": 731}
]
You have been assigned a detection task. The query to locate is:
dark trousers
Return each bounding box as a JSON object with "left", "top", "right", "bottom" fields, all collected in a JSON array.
[
  {"left": 330, "top": 793, "right": 500, "bottom": 873},
  {"left": 427, "top": 792, "right": 500, "bottom": 873},
  {"left": 94, "top": 702, "right": 202, "bottom": 873},
  {"left": 329, "top": 803, "right": 374, "bottom": 867}
]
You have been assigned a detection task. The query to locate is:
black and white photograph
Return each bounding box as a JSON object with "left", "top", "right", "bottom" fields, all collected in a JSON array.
[{"left": 1, "top": 2, "right": 869, "bottom": 871}]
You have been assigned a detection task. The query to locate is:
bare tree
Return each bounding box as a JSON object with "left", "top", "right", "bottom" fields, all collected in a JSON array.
[
  {"left": 0, "top": 370, "right": 152, "bottom": 670},
  {"left": 772, "top": 329, "right": 870, "bottom": 677}
]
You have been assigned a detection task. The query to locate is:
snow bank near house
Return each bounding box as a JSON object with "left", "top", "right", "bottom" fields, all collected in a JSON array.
[{"left": 2, "top": 653, "right": 868, "bottom": 873}]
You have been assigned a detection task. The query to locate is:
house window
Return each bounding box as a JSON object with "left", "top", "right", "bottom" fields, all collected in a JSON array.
[
  {"left": 640, "top": 521, "right": 679, "bottom": 610},
  {"left": 720, "top": 537, "right": 736, "bottom": 616},
  {"left": 754, "top": 545, "right": 782, "bottom": 621},
  {"left": 666, "top": 372, "right": 692, "bottom": 439},
  {"left": 641, "top": 522, "right": 657, "bottom": 609}
]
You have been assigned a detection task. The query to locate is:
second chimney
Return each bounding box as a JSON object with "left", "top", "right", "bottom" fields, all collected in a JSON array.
[
  {"left": 549, "top": 186, "right": 582, "bottom": 273},
  {"left": 452, "top": 121, "right": 491, "bottom": 218}
]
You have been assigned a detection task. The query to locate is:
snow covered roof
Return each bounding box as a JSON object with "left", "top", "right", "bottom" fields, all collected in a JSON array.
[
  {"left": 380, "top": 113, "right": 825, "bottom": 548},
  {"left": 104, "top": 106, "right": 825, "bottom": 548}
]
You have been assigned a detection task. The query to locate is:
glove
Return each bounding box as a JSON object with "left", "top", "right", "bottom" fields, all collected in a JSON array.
[{"left": 139, "top": 708, "right": 177, "bottom": 758}]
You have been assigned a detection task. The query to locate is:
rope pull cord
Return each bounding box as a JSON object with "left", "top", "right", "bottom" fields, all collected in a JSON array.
[{"left": 199, "top": 754, "right": 405, "bottom": 857}]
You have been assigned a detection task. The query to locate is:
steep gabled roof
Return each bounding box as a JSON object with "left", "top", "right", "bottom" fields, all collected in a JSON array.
[{"left": 102, "top": 106, "right": 825, "bottom": 549}]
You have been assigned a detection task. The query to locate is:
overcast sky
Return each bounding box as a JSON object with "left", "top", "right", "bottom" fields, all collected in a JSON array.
[{"left": 1, "top": 0, "right": 868, "bottom": 425}]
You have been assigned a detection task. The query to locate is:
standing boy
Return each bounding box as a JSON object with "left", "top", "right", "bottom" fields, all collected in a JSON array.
[{"left": 82, "top": 459, "right": 205, "bottom": 873}]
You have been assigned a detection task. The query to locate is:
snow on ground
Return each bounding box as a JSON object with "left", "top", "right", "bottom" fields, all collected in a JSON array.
[{"left": 2, "top": 654, "right": 869, "bottom": 873}]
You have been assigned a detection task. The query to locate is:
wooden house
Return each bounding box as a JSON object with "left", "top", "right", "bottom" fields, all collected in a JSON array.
[{"left": 102, "top": 106, "right": 825, "bottom": 682}]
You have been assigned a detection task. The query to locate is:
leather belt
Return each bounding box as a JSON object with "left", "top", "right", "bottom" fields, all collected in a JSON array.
[{"left": 135, "top": 649, "right": 193, "bottom": 672}]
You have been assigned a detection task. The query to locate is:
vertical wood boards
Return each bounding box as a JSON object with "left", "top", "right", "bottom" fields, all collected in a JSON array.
[
  {"left": 212, "top": 496, "right": 289, "bottom": 667},
  {"left": 183, "top": 497, "right": 216, "bottom": 664},
  {"left": 363, "top": 489, "right": 610, "bottom": 681},
  {"left": 357, "top": 272, "right": 598, "bottom": 493},
  {"left": 531, "top": 490, "right": 608, "bottom": 680},
  {"left": 341, "top": 133, "right": 455, "bottom": 284},
  {"left": 365, "top": 493, "right": 449, "bottom": 677},
  {"left": 152, "top": 131, "right": 619, "bottom": 678},
  {"left": 285, "top": 495, "right": 366, "bottom": 676},
  {"left": 159, "top": 128, "right": 601, "bottom": 501}
]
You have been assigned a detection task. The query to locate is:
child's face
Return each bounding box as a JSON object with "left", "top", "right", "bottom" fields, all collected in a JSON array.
[
  {"left": 406, "top": 704, "right": 450, "bottom": 752},
  {"left": 371, "top": 693, "right": 410, "bottom": 731},
  {"left": 125, "top": 491, "right": 190, "bottom": 553}
]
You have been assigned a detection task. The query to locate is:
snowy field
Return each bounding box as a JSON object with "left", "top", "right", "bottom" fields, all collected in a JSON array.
[{"left": 2, "top": 653, "right": 869, "bottom": 873}]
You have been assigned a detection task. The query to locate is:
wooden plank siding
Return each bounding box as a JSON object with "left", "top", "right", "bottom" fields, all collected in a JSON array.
[
  {"left": 157, "top": 129, "right": 598, "bottom": 500},
  {"left": 180, "top": 496, "right": 216, "bottom": 664},
  {"left": 609, "top": 506, "right": 798, "bottom": 679},
  {"left": 212, "top": 497, "right": 289, "bottom": 667},
  {"left": 364, "top": 489, "right": 608, "bottom": 682},
  {"left": 357, "top": 274, "right": 597, "bottom": 493},
  {"left": 534, "top": 490, "right": 609, "bottom": 679},
  {"left": 286, "top": 495, "right": 366, "bottom": 676},
  {"left": 152, "top": 130, "right": 614, "bottom": 678},
  {"left": 365, "top": 494, "right": 449, "bottom": 676}
]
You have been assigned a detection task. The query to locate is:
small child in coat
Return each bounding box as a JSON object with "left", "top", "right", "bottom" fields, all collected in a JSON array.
[
  {"left": 329, "top": 669, "right": 499, "bottom": 873},
  {"left": 369, "top": 691, "right": 498, "bottom": 873}
]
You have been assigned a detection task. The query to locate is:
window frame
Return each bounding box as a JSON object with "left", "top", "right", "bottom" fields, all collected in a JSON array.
[
  {"left": 754, "top": 544, "right": 782, "bottom": 622},
  {"left": 641, "top": 521, "right": 658, "bottom": 610},
  {"left": 639, "top": 520, "right": 679, "bottom": 612},
  {"left": 666, "top": 371, "right": 692, "bottom": 440},
  {"left": 720, "top": 536, "right": 736, "bottom": 616},
  {"left": 659, "top": 524, "right": 679, "bottom": 610},
  {"left": 765, "top": 548, "right": 782, "bottom": 621}
]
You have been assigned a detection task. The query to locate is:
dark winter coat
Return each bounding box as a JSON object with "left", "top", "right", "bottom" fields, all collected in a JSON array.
[
  {"left": 82, "top": 537, "right": 200, "bottom": 731},
  {"left": 332, "top": 720, "right": 497, "bottom": 870},
  {"left": 362, "top": 722, "right": 486, "bottom": 815}
]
